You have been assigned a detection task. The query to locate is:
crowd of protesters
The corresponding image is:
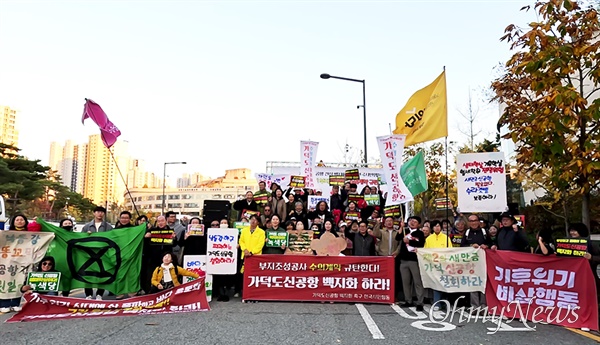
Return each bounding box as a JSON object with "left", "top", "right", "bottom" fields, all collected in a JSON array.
[{"left": 1, "top": 180, "right": 599, "bottom": 318}]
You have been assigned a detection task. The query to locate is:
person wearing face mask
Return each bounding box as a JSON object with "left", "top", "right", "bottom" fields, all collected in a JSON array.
[
  {"left": 59, "top": 218, "right": 75, "bottom": 231},
  {"left": 178, "top": 217, "right": 207, "bottom": 257}
]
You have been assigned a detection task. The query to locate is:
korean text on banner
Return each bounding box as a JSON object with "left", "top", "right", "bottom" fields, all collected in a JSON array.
[
  {"left": 300, "top": 141, "right": 319, "bottom": 189},
  {"left": 417, "top": 247, "right": 486, "bottom": 293},
  {"left": 183, "top": 255, "right": 212, "bottom": 301},
  {"left": 377, "top": 135, "right": 413, "bottom": 206},
  {"left": 243, "top": 255, "right": 395, "bottom": 304},
  {"left": 0, "top": 231, "right": 55, "bottom": 299},
  {"left": 308, "top": 195, "right": 330, "bottom": 210},
  {"left": 485, "top": 250, "right": 598, "bottom": 331},
  {"left": 456, "top": 152, "right": 507, "bottom": 212},
  {"left": 255, "top": 173, "right": 289, "bottom": 189},
  {"left": 186, "top": 224, "right": 205, "bottom": 236},
  {"left": 206, "top": 228, "right": 238, "bottom": 275},
  {"left": 393, "top": 71, "right": 448, "bottom": 146},
  {"left": 27, "top": 272, "right": 61, "bottom": 292},
  {"left": 7, "top": 279, "right": 209, "bottom": 322},
  {"left": 266, "top": 231, "right": 289, "bottom": 247},
  {"left": 555, "top": 238, "right": 588, "bottom": 257}
]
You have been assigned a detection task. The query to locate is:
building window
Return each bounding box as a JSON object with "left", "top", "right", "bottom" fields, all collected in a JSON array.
[
  {"left": 154, "top": 204, "right": 162, "bottom": 209},
  {"left": 147, "top": 196, "right": 155, "bottom": 201},
  {"left": 168, "top": 195, "right": 180, "bottom": 200},
  {"left": 182, "top": 194, "right": 192, "bottom": 199},
  {"left": 184, "top": 203, "right": 199, "bottom": 208},
  {"left": 168, "top": 203, "right": 181, "bottom": 208}
]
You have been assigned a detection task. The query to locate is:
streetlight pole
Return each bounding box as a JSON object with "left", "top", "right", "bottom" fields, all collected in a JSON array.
[
  {"left": 320, "top": 73, "right": 367, "bottom": 166},
  {"left": 162, "top": 161, "right": 187, "bottom": 215}
]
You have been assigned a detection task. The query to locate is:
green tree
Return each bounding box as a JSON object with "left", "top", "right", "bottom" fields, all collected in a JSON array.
[
  {"left": 492, "top": 0, "right": 600, "bottom": 229},
  {"left": 0, "top": 143, "right": 50, "bottom": 213}
]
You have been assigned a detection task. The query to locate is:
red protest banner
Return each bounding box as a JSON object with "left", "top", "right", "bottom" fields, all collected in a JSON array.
[
  {"left": 242, "top": 255, "right": 395, "bottom": 304},
  {"left": 7, "top": 278, "right": 209, "bottom": 322},
  {"left": 485, "top": 250, "right": 598, "bottom": 331}
]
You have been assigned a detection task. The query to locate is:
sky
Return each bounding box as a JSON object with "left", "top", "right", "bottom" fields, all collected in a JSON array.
[{"left": 0, "top": 0, "right": 537, "bottom": 181}]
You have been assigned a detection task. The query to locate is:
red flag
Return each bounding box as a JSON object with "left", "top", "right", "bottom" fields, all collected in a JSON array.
[{"left": 81, "top": 99, "right": 121, "bottom": 148}]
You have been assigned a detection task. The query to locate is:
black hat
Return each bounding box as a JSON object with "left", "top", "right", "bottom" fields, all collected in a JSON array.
[
  {"left": 408, "top": 215, "right": 422, "bottom": 224},
  {"left": 498, "top": 212, "right": 515, "bottom": 222},
  {"left": 93, "top": 206, "right": 107, "bottom": 213}
]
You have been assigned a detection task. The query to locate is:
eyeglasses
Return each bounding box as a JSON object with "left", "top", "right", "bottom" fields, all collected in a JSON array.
[
  {"left": 41, "top": 262, "right": 52, "bottom": 266},
  {"left": 211, "top": 223, "right": 219, "bottom": 227}
]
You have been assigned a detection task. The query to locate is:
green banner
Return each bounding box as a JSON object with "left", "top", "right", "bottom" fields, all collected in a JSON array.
[
  {"left": 39, "top": 219, "right": 145, "bottom": 295},
  {"left": 27, "top": 272, "right": 61, "bottom": 292},
  {"left": 401, "top": 151, "right": 428, "bottom": 196},
  {"left": 266, "top": 231, "right": 288, "bottom": 247}
]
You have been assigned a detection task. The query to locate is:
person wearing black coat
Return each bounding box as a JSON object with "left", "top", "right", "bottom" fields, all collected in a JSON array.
[
  {"left": 345, "top": 221, "right": 376, "bottom": 256},
  {"left": 495, "top": 213, "right": 529, "bottom": 252},
  {"left": 461, "top": 215, "right": 489, "bottom": 312},
  {"left": 307, "top": 201, "right": 333, "bottom": 225},
  {"left": 233, "top": 191, "right": 258, "bottom": 221},
  {"left": 396, "top": 216, "right": 426, "bottom": 311}
]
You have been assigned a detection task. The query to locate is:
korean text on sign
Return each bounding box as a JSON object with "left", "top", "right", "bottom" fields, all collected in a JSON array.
[{"left": 206, "top": 228, "right": 238, "bottom": 275}]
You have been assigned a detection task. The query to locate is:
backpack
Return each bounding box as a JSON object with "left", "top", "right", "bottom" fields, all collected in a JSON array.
[
  {"left": 174, "top": 265, "right": 183, "bottom": 284},
  {"left": 465, "top": 228, "right": 486, "bottom": 238}
]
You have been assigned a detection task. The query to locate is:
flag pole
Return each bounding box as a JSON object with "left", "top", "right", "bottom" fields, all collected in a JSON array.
[
  {"left": 107, "top": 147, "right": 140, "bottom": 218},
  {"left": 443, "top": 66, "right": 450, "bottom": 248}
]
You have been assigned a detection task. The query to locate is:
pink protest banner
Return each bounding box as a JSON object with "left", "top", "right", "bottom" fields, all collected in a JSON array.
[
  {"left": 243, "top": 255, "right": 395, "bottom": 304},
  {"left": 7, "top": 278, "right": 209, "bottom": 322},
  {"left": 485, "top": 250, "right": 598, "bottom": 331}
]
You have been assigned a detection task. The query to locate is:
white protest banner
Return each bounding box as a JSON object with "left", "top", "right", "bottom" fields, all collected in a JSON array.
[
  {"left": 183, "top": 255, "right": 213, "bottom": 302},
  {"left": 456, "top": 152, "right": 507, "bottom": 212},
  {"left": 417, "top": 247, "right": 486, "bottom": 293},
  {"left": 377, "top": 135, "right": 413, "bottom": 206},
  {"left": 0, "top": 231, "right": 55, "bottom": 299},
  {"left": 254, "top": 173, "right": 290, "bottom": 190},
  {"left": 300, "top": 141, "right": 319, "bottom": 189},
  {"left": 272, "top": 166, "right": 384, "bottom": 194},
  {"left": 206, "top": 228, "right": 238, "bottom": 275},
  {"left": 307, "top": 195, "right": 330, "bottom": 211}
]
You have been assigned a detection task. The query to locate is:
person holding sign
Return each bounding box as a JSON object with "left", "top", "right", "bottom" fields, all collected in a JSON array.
[
  {"left": 233, "top": 191, "right": 258, "bottom": 221},
  {"left": 179, "top": 217, "right": 207, "bottom": 257},
  {"left": 150, "top": 252, "right": 200, "bottom": 293},
  {"left": 20, "top": 256, "right": 58, "bottom": 296},
  {"left": 494, "top": 213, "right": 529, "bottom": 252},
  {"left": 396, "top": 216, "right": 426, "bottom": 311},
  {"left": 144, "top": 216, "right": 177, "bottom": 287},
  {"left": 270, "top": 188, "right": 287, "bottom": 221},
  {"left": 263, "top": 215, "right": 287, "bottom": 255}
]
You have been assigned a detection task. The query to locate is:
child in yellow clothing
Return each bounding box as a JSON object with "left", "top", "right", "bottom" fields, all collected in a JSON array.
[{"left": 150, "top": 252, "right": 199, "bottom": 293}]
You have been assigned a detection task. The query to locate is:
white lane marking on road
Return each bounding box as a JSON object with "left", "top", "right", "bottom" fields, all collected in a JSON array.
[{"left": 355, "top": 303, "right": 385, "bottom": 340}]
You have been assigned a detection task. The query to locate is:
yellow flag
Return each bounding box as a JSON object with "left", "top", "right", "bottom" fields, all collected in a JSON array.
[{"left": 393, "top": 71, "right": 447, "bottom": 146}]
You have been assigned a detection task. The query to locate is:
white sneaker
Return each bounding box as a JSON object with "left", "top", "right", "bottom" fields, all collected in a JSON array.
[
  {"left": 233, "top": 293, "right": 240, "bottom": 298},
  {"left": 581, "top": 327, "right": 590, "bottom": 332},
  {"left": 85, "top": 296, "right": 92, "bottom": 300},
  {"left": 0, "top": 307, "right": 10, "bottom": 313},
  {"left": 96, "top": 295, "right": 103, "bottom": 300},
  {"left": 10, "top": 306, "right": 21, "bottom": 312}
]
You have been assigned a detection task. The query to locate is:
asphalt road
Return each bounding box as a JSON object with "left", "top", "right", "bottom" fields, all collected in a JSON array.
[{"left": 1, "top": 294, "right": 598, "bottom": 345}]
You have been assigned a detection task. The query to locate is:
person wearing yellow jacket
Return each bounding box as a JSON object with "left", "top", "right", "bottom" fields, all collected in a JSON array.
[
  {"left": 240, "top": 215, "right": 266, "bottom": 261},
  {"left": 423, "top": 220, "right": 449, "bottom": 311},
  {"left": 150, "top": 252, "right": 200, "bottom": 293}
]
